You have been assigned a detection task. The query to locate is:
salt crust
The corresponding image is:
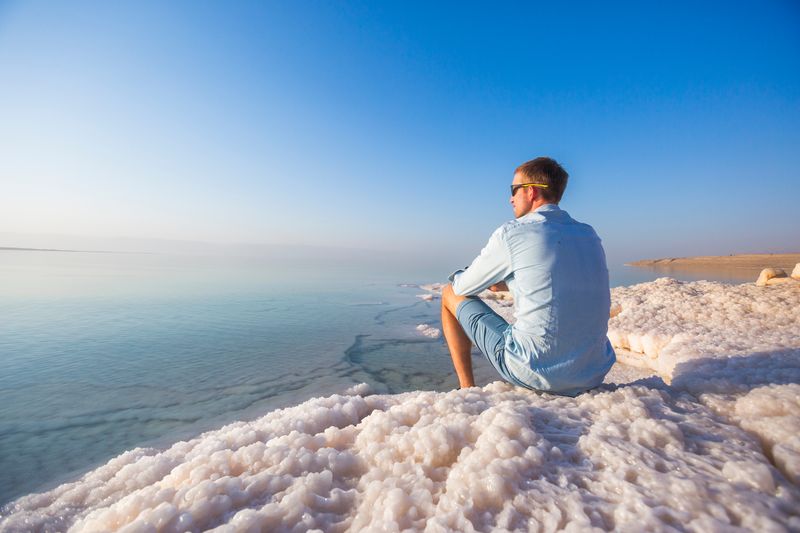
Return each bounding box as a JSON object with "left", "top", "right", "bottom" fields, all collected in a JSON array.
[
  {"left": 2, "top": 381, "right": 799, "bottom": 533},
  {"left": 607, "top": 278, "right": 800, "bottom": 381},
  {"left": 416, "top": 324, "right": 442, "bottom": 339},
  {"left": 756, "top": 268, "right": 788, "bottom": 287},
  {"left": 3, "top": 279, "right": 800, "bottom": 532}
]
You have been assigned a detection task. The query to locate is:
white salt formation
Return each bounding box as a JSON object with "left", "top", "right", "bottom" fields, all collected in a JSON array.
[
  {"left": 3, "top": 279, "right": 800, "bottom": 532},
  {"left": 756, "top": 263, "right": 800, "bottom": 286},
  {"left": 415, "top": 323, "right": 442, "bottom": 338},
  {"left": 733, "top": 385, "right": 800, "bottom": 485},
  {"left": 756, "top": 267, "right": 788, "bottom": 286},
  {"left": 607, "top": 278, "right": 800, "bottom": 381},
  {"left": 3, "top": 382, "right": 799, "bottom": 532}
]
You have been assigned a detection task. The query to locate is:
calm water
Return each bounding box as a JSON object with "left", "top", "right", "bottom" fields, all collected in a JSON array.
[{"left": 0, "top": 250, "right": 756, "bottom": 506}]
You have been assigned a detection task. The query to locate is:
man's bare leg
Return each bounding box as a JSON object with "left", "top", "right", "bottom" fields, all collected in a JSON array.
[{"left": 441, "top": 283, "right": 475, "bottom": 388}]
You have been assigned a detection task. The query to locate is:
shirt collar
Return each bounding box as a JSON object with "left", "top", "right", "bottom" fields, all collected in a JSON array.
[{"left": 520, "top": 203, "right": 561, "bottom": 220}]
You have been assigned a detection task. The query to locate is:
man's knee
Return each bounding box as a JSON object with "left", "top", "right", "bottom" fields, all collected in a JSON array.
[
  {"left": 442, "top": 283, "right": 468, "bottom": 315},
  {"left": 442, "top": 283, "right": 453, "bottom": 299}
]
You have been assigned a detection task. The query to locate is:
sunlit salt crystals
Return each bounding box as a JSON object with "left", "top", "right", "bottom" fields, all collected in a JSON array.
[
  {"left": 415, "top": 323, "right": 441, "bottom": 338},
  {"left": 757, "top": 267, "right": 788, "bottom": 286},
  {"left": 3, "top": 382, "right": 799, "bottom": 532},
  {"left": 342, "top": 383, "right": 374, "bottom": 397},
  {"left": 733, "top": 384, "right": 800, "bottom": 485},
  {"left": 756, "top": 263, "right": 800, "bottom": 286},
  {"left": 607, "top": 278, "right": 800, "bottom": 381}
]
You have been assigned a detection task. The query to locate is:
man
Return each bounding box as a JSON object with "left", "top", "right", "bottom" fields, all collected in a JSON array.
[{"left": 441, "top": 157, "right": 616, "bottom": 396}]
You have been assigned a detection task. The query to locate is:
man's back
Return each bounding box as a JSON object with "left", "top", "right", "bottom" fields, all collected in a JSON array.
[
  {"left": 502, "top": 204, "right": 616, "bottom": 395},
  {"left": 441, "top": 156, "right": 615, "bottom": 393}
]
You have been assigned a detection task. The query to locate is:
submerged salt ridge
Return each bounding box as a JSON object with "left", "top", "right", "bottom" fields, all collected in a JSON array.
[{"left": 2, "top": 279, "right": 800, "bottom": 532}]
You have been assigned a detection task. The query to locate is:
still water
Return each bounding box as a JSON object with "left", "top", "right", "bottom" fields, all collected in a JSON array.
[{"left": 0, "top": 250, "right": 756, "bottom": 506}]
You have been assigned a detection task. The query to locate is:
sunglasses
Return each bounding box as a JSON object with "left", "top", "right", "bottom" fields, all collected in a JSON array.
[{"left": 510, "top": 183, "right": 549, "bottom": 195}]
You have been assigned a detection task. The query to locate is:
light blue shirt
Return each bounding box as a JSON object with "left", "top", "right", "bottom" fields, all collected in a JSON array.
[{"left": 450, "top": 204, "right": 616, "bottom": 395}]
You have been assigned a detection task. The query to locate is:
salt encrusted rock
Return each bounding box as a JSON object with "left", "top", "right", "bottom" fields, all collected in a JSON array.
[
  {"left": 792, "top": 263, "right": 800, "bottom": 280},
  {"left": 756, "top": 267, "right": 787, "bottom": 286}
]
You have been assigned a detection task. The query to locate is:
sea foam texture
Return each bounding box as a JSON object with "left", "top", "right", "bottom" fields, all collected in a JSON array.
[{"left": 2, "top": 279, "right": 800, "bottom": 532}]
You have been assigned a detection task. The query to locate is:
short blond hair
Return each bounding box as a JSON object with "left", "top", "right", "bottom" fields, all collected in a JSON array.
[{"left": 515, "top": 157, "right": 569, "bottom": 203}]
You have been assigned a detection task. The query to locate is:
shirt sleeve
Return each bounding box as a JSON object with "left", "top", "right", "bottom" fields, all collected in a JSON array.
[{"left": 449, "top": 226, "right": 513, "bottom": 296}]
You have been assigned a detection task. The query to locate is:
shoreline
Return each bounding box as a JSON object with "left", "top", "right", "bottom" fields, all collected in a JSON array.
[
  {"left": 3, "top": 276, "right": 799, "bottom": 530},
  {"left": 0, "top": 246, "right": 143, "bottom": 254},
  {"left": 627, "top": 252, "right": 800, "bottom": 271}
]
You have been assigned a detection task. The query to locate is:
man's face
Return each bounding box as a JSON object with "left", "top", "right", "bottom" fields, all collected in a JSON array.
[{"left": 510, "top": 172, "right": 533, "bottom": 218}]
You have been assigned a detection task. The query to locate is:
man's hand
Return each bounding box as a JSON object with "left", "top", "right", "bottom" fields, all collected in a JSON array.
[{"left": 489, "top": 281, "right": 508, "bottom": 292}]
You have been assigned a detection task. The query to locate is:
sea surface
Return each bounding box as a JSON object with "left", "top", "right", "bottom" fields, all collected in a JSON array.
[{"left": 0, "top": 250, "right": 759, "bottom": 506}]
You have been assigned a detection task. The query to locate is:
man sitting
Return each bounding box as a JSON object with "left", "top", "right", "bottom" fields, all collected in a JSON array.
[{"left": 441, "top": 157, "right": 616, "bottom": 396}]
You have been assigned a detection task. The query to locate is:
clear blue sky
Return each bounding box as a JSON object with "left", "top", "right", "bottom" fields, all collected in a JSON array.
[{"left": 1, "top": 0, "right": 798, "bottom": 264}]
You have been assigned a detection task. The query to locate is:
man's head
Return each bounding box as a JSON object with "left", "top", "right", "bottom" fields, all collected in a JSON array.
[{"left": 510, "top": 157, "right": 569, "bottom": 218}]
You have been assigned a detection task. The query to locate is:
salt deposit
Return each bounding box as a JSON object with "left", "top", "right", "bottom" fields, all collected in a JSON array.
[
  {"left": 756, "top": 268, "right": 800, "bottom": 287},
  {"left": 3, "top": 279, "right": 800, "bottom": 532},
  {"left": 607, "top": 278, "right": 800, "bottom": 381},
  {"left": 2, "top": 381, "right": 798, "bottom": 532},
  {"left": 756, "top": 263, "right": 800, "bottom": 286},
  {"left": 756, "top": 267, "right": 788, "bottom": 286},
  {"left": 734, "top": 385, "right": 800, "bottom": 485},
  {"left": 415, "top": 324, "right": 441, "bottom": 339}
]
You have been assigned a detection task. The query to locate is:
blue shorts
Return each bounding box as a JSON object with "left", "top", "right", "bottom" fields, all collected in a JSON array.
[{"left": 455, "top": 298, "right": 522, "bottom": 386}]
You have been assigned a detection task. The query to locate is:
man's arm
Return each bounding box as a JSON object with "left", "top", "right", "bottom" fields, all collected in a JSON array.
[{"left": 449, "top": 226, "right": 512, "bottom": 296}]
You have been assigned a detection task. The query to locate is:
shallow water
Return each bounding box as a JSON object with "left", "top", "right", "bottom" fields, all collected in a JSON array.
[
  {"left": 0, "top": 251, "right": 477, "bottom": 506},
  {"left": 0, "top": 250, "right": 749, "bottom": 506}
]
